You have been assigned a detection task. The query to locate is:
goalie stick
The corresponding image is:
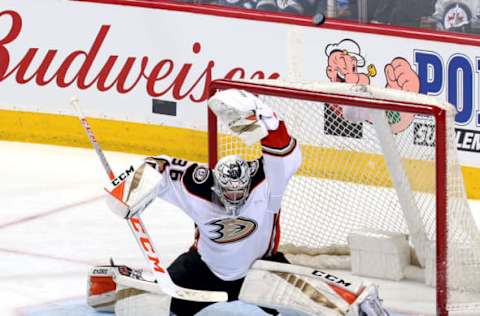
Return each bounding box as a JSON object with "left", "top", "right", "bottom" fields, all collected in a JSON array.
[{"left": 70, "top": 97, "right": 228, "bottom": 303}]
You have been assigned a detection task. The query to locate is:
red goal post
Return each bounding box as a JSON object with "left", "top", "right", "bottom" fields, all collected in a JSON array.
[{"left": 207, "top": 79, "right": 480, "bottom": 316}]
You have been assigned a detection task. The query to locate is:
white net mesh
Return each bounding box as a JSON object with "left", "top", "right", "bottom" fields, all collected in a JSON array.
[
  {"left": 445, "top": 108, "right": 480, "bottom": 311},
  {"left": 211, "top": 80, "right": 480, "bottom": 312}
]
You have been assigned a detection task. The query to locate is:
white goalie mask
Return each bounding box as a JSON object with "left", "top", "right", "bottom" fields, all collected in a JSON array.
[{"left": 212, "top": 155, "right": 252, "bottom": 215}]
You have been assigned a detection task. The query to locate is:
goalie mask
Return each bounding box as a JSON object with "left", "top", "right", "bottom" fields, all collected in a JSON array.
[{"left": 212, "top": 155, "right": 252, "bottom": 215}]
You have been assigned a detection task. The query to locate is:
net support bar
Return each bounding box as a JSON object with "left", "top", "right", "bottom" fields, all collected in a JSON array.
[{"left": 371, "top": 109, "right": 429, "bottom": 267}]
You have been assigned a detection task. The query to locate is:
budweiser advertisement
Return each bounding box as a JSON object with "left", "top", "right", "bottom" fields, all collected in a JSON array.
[{"left": 0, "top": 0, "right": 479, "bottom": 173}]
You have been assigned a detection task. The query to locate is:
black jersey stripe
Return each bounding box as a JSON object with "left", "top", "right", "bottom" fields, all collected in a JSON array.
[{"left": 262, "top": 138, "right": 297, "bottom": 157}]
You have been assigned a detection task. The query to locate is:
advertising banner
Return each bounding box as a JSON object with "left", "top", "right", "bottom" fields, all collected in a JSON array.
[{"left": 0, "top": 0, "right": 478, "bottom": 171}]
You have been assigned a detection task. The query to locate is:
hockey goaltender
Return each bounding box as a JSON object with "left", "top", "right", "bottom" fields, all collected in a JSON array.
[{"left": 86, "top": 89, "right": 388, "bottom": 316}]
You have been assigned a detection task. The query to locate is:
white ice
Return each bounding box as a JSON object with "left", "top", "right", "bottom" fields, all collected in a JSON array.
[{"left": 0, "top": 141, "right": 479, "bottom": 316}]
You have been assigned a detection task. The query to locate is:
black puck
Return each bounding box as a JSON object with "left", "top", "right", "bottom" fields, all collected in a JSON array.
[{"left": 312, "top": 13, "right": 325, "bottom": 25}]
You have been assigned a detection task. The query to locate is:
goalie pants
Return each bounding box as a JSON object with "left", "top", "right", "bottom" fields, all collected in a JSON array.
[{"left": 167, "top": 247, "right": 287, "bottom": 316}]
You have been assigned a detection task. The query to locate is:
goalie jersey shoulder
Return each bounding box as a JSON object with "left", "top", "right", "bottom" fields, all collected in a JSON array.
[
  {"left": 182, "top": 163, "right": 215, "bottom": 202},
  {"left": 181, "top": 159, "right": 266, "bottom": 202},
  {"left": 145, "top": 155, "right": 266, "bottom": 202}
]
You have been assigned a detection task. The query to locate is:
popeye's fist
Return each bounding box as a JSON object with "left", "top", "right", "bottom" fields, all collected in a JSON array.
[{"left": 385, "top": 58, "right": 420, "bottom": 93}]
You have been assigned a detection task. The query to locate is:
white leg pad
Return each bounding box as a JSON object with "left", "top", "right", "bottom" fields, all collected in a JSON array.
[
  {"left": 115, "top": 287, "right": 171, "bottom": 316},
  {"left": 239, "top": 269, "right": 348, "bottom": 316}
]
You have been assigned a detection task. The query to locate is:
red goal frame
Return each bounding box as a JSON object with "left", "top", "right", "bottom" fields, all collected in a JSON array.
[{"left": 207, "top": 79, "right": 448, "bottom": 316}]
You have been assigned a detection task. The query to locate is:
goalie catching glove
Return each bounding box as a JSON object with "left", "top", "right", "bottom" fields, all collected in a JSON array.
[
  {"left": 208, "top": 89, "right": 280, "bottom": 145},
  {"left": 104, "top": 161, "right": 164, "bottom": 219}
]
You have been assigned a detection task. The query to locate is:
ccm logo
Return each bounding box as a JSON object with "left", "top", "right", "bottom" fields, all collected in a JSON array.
[
  {"left": 312, "top": 270, "right": 352, "bottom": 287},
  {"left": 129, "top": 217, "right": 165, "bottom": 273},
  {"left": 111, "top": 165, "right": 135, "bottom": 186}
]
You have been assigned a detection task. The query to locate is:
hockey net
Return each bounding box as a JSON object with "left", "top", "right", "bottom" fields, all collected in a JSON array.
[{"left": 208, "top": 79, "right": 480, "bottom": 315}]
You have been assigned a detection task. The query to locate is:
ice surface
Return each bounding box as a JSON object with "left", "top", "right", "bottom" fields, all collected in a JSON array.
[{"left": 0, "top": 141, "right": 479, "bottom": 316}]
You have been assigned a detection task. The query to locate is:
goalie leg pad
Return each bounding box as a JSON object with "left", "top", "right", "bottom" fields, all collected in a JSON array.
[
  {"left": 87, "top": 263, "right": 142, "bottom": 312},
  {"left": 240, "top": 261, "right": 389, "bottom": 316},
  {"left": 88, "top": 262, "right": 172, "bottom": 316},
  {"left": 87, "top": 265, "right": 118, "bottom": 312},
  {"left": 239, "top": 268, "right": 350, "bottom": 316},
  {"left": 115, "top": 289, "right": 171, "bottom": 316}
]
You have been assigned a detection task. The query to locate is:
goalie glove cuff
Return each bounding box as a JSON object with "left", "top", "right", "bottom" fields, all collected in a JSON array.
[
  {"left": 256, "top": 100, "right": 280, "bottom": 131},
  {"left": 259, "top": 113, "right": 280, "bottom": 131}
]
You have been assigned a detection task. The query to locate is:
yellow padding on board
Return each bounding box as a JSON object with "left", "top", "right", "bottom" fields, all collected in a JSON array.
[
  {"left": 300, "top": 146, "right": 436, "bottom": 194},
  {"left": 463, "top": 166, "right": 480, "bottom": 199},
  {"left": 1, "top": 109, "right": 479, "bottom": 199},
  {"left": 0, "top": 109, "right": 208, "bottom": 161},
  {"left": 221, "top": 140, "right": 436, "bottom": 193},
  {"left": 220, "top": 135, "right": 479, "bottom": 199}
]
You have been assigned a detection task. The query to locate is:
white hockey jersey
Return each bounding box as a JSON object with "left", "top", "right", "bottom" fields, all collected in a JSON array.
[{"left": 146, "top": 121, "right": 301, "bottom": 281}]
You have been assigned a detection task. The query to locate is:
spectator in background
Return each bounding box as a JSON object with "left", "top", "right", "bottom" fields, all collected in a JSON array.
[
  {"left": 255, "top": 0, "right": 319, "bottom": 16},
  {"left": 216, "top": 0, "right": 259, "bottom": 10},
  {"left": 179, "top": 0, "right": 350, "bottom": 19},
  {"left": 335, "top": 0, "right": 353, "bottom": 18},
  {"left": 433, "top": 0, "right": 479, "bottom": 33},
  {"left": 255, "top": 0, "right": 356, "bottom": 18},
  {"left": 369, "top": 0, "right": 436, "bottom": 28}
]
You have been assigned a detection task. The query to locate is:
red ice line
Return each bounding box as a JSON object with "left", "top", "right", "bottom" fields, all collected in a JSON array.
[
  {"left": 0, "top": 247, "right": 94, "bottom": 266},
  {"left": 0, "top": 195, "right": 103, "bottom": 265},
  {"left": 0, "top": 195, "right": 103, "bottom": 229}
]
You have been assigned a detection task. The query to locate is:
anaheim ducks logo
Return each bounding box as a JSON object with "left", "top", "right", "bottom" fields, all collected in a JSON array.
[{"left": 208, "top": 217, "right": 257, "bottom": 243}]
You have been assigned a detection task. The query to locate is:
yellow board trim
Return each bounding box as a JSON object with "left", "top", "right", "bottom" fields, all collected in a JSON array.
[
  {"left": 299, "top": 146, "right": 436, "bottom": 194},
  {"left": 1, "top": 109, "right": 479, "bottom": 199},
  {"left": 463, "top": 166, "right": 480, "bottom": 199},
  {"left": 0, "top": 109, "right": 208, "bottom": 161},
  {"left": 220, "top": 140, "right": 436, "bottom": 194}
]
